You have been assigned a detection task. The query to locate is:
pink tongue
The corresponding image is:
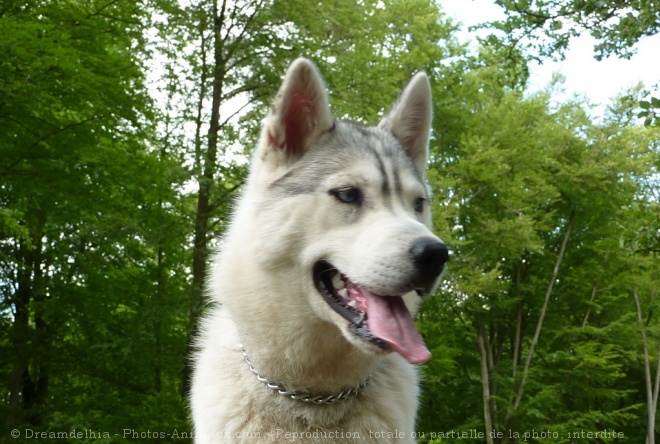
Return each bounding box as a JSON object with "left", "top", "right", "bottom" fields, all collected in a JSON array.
[{"left": 361, "top": 289, "right": 431, "bottom": 365}]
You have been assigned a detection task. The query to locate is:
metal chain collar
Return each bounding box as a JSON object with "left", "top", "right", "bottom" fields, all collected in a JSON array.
[{"left": 239, "top": 344, "right": 371, "bottom": 405}]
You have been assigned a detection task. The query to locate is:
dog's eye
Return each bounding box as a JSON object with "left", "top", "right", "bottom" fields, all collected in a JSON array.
[
  {"left": 414, "top": 198, "right": 425, "bottom": 213},
  {"left": 332, "top": 187, "right": 362, "bottom": 204}
]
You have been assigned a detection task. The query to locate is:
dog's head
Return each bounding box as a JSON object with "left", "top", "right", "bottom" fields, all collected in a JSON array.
[{"left": 250, "top": 59, "right": 447, "bottom": 365}]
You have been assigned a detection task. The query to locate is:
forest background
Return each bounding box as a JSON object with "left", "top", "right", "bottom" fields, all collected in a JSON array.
[{"left": 1, "top": 0, "right": 659, "bottom": 443}]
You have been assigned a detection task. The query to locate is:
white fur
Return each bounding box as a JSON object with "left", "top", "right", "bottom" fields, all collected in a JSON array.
[{"left": 191, "top": 59, "right": 439, "bottom": 443}]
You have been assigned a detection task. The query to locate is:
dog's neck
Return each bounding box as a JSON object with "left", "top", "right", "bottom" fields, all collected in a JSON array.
[
  {"left": 237, "top": 321, "right": 376, "bottom": 397},
  {"left": 238, "top": 343, "right": 372, "bottom": 404}
]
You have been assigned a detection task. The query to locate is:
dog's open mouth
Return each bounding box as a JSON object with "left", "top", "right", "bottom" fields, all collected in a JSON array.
[{"left": 313, "top": 261, "right": 431, "bottom": 365}]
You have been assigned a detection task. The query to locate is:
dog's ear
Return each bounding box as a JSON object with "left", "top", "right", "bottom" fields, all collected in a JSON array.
[
  {"left": 379, "top": 72, "right": 432, "bottom": 174},
  {"left": 263, "top": 58, "right": 334, "bottom": 162}
]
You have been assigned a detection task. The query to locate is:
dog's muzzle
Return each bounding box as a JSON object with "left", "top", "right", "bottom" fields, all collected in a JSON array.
[{"left": 312, "top": 237, "right": 448, "bottom": 365}]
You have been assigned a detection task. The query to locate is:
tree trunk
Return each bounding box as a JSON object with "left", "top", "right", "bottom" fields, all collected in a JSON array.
[
  {"left": 182, "top": 0, "right": 227, "bottom": 398},
  {"left": 7, "top": 248, "right": 30, "bottom": 427},
  {"left": 7, "top": 211, "right": 47, "bottom": 427},
  {"left": 511, "top": 263, "right": 524, "bottom": 381},
  {"left": 634, "top": 288, "right": 656, "bottom": 444},
  {"left": 651, "top": 341, "right": 660, "bottom": 444},
  {"left": 154, "top": 233, "right": 164, "bottom": 394},
  {"left": 504, "top": 210, "right": 575, "bottom": 439},
  {"left": 651, "top": 253, "right": 659, "bottom": 434},
  {"left": 581, "top": 285, "right": 597, "bottom": 328},
  {"left": 478, "top": 325, "right": 495, "bottom": 444}
]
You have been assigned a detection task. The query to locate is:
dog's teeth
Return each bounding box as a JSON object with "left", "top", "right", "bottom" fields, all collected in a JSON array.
[
  {"left": 347, "top": 300, "right": 357, "bottom": 309},
  {"left": 332, "top": 273, "right": 344, "bottom": 289},
  {"left": 338, "top": 288, "right": 348, "bottom": 299}
]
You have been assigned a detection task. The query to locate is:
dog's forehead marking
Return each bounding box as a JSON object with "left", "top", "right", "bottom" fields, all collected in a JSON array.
[{"left": 269, "top": 121, "right": 426, "bottom": 199}]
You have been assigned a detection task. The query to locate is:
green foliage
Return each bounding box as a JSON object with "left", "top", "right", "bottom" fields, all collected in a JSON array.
[
  {"left": 492, "top": 0, "right": 660, "bottom": 61},
  {"left": 2, "top": 0, "right": 659, "bottom": 441},
  {"left": 491, "top": 1, "right": 660, "bottom": 132},
  {"left": 638, "top": 96, "right": 660, "bottom": 127},
  {"left": 419, "top": 61, "right": 660, "bottom": 441},
  {"left": 1, "top": 0, "right": 190, "bottom": 436}
]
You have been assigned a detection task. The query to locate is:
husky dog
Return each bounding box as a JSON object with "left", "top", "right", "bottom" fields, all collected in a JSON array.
[{"left": 191, "top": 59, "right": 448, "bottom": 443}]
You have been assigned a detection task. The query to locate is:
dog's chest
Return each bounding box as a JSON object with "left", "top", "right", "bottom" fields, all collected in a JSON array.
[{"left": 225, "top": 357, "right": 419, "bottom": 443}]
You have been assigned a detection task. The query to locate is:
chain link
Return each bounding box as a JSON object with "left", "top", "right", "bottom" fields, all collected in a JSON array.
[{"left": 239, "top": 344, "right": 370, "bottom": 405}]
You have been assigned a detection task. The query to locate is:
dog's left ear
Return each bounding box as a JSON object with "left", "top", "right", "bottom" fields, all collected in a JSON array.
[
  {"left": 379, "top": 73, "right": 432, "bottom": 174},
  {"left": 262, "top": 58, "right": 334, "bottom": 163}
]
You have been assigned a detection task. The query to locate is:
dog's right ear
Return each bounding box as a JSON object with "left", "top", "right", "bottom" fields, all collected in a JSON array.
[
  {"left": 379, "top": 72, "right": 432, "bottom": 175},
  {"left": 261, "top": 59, "right": 334, "bottom": 163}
]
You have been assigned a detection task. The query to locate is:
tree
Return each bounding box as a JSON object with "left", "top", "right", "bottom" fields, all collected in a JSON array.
[
  {"left": 4, "top": 0, "right": 657, "bottom": 438},
  {"left": 1, "top": 0, "right": 189, "bottom": 433},
  {"left": 491, "top": 0, "right": 659, "bottom": 60},
  {"left": 417, "top": 58, "right": 660, "bottom": 441},
  {"left": 491, "top": 0, "right": 660, "bottom": 125}
]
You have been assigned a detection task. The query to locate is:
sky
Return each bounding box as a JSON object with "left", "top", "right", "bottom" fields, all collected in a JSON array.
[{"left": 438, "top": 0, "right": 660, "bottom": 112}]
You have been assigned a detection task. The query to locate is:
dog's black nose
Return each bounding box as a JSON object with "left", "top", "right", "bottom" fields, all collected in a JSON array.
[{"left": 410, "top": 238, "right": 449, "bottom": 278}]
